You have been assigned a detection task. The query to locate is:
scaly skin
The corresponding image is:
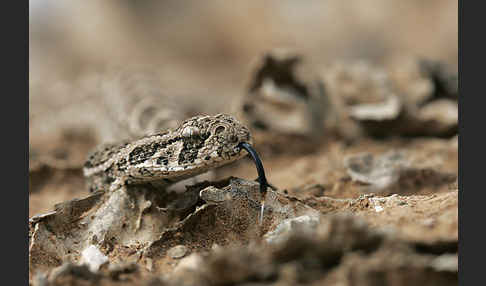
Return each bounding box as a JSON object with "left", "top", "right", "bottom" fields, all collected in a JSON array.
[{"left": 83, "top": 114, "right": 252, "bottom": 192}]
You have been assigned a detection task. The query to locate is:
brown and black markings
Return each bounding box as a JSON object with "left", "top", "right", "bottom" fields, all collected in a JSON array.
[{"left": 83, "top": 114, "right": 253, "bottom": 193}]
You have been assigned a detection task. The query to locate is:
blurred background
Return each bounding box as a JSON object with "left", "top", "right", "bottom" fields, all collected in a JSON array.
[
  {"left": 29, "top": 0, "right": 458, "bottom": 151},
  {"left": 29, "top": 0, "right": 457, "bottom": 95}
]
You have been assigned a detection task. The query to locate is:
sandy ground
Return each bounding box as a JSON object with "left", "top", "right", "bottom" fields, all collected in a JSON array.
[
  {"left": 28, "top": 131, "right": 457, "bottom": 285},
  {"left": 29, "top": 2, "right": 457, "bottom": 285}
]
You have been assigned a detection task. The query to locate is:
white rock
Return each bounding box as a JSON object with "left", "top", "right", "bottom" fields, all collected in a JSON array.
[
  {"left": 79, "top": 245, "right": 108, "bottom": 272},
  {"left": 173, "top": 253, "right": 203, "bottom": 273},
  {"left": 374, "top": 205, "right": 384, "bottom": 212},
  {"left": 264, "top": 215, "right": 320, "bottom": 244},
  {"left": 168, "top": 245, "right": 189, "bottom": 259}
]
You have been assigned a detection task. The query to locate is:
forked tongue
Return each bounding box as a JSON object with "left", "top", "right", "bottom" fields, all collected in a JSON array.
[{"left": 238, "top": 142, "right": 270, "bottom": 225}]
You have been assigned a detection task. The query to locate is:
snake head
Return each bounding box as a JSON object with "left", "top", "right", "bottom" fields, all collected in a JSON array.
[{"left": 176, "top": 114, "right": 252, "bottom": 167}]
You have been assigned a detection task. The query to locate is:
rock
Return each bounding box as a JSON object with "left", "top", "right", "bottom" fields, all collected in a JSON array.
[
  {"left": 199, "top": 186, "right": 232, "bottom": 203},
  {"left": 416, "top": 99, "right": 458, "bottom": 134},
  {"left": 374, "top": 205, "right": 384, "bottom": 212},
  {"left": 31, "top": 272, "right": 48, "bottom": 286},
  {"left": 145, "top": 178, "right": 320, "bottom": 260},
  {"left": 417, "top": 59, "right": 458, "bottom": 102},
  {"left": 430, "top": 254, "right": 458, "bottom": 272},
  {"left": 387, "top": 58, "right": 458, "bottom": 137},
  {"left": 168, "top": 245, "right": 189, "bottom": 259},
  {"left": 166, "top": 213, "right": 457, "bottom": 285},
  {"left": 344, "top": 151, "right": 407, "bottom": 191},
  {"left": 173, "top": 253, "right": 204, "bottom": 273},
  {"left": 234, "top": 48, "right": 332, "bottom": 152},
  {"left": 264, "top": 215, "right": 320, "bottom": 244},
  {"left": 79, "top": 245, "right": 109, "bottom": 272},
  {"left": 30, "top": 177, "right": 320, "bottom": 281},
  {"left": 321, "top": 60, "right": 405, "bottom": 139},
  {"left": 108, "top": 262, "right": 138, "bottom": 280},
  {"left": 349, "top": 95, "right": 402, "bottom": 121},
  {"left": 323, "top": 60, "right": 395, "bottom": 107},
  {"left": 48, "top": 263, "right": 99, "bottom": 283},
  {"left": 344, "top": 150, "right": 456, "bottom": 194},
  {"left": 323, "top": 58, "right": 458, "bottom": 138}
]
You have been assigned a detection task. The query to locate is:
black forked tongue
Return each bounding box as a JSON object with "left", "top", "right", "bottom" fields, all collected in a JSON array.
[{"left": 238, "top": 142, "right": 271, "bottom": 225}]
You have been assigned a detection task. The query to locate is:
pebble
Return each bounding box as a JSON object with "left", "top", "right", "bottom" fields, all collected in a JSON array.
[
  {"left": 374, "top": 205, "right": 384, "bottom": 212},
  {"left": 173, "top": 253, "right": 203, "bottom": 273},
  {"left": 79, "top": 245, "right": 108, "bottom": 272},
  {"left": 264, "top": 215, "right": 320, "bottom": 244},
  {"left": 422, "top": 218, "right": 436, "bottom": 227},
  {"left": 168, "top": 245, "right": 188, "bottom": 259}
]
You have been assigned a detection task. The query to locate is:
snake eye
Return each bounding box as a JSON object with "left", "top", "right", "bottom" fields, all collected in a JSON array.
[
  {"left": 229, "top": 135, "right": 238, "bottom": 143},
  {"left": 215, "top": 126, "right": 226, "bottom": 134}
]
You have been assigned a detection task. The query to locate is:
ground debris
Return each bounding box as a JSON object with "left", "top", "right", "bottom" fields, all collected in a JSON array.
[
  {"left": 29, "top": 177, "right": 319, "bottom": 282},
  {"left": 344, "top": 150, "right": 456, "bottom": 194},
  {"left": 322, "top": 58, "right": 458, "bottom": 138},
  {"left": 233, "top": 49, "right": 334, "bottom": 153},
  {"left": 166, "top": 214, "right": 457, "bottom": 286},
  {"left": 167, "top": 245, "right": 189, "bottom": 259}
]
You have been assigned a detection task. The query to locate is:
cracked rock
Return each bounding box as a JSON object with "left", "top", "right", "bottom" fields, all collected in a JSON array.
[{"left": 234, "top": 49, "right": 334, "bottom": 152}]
